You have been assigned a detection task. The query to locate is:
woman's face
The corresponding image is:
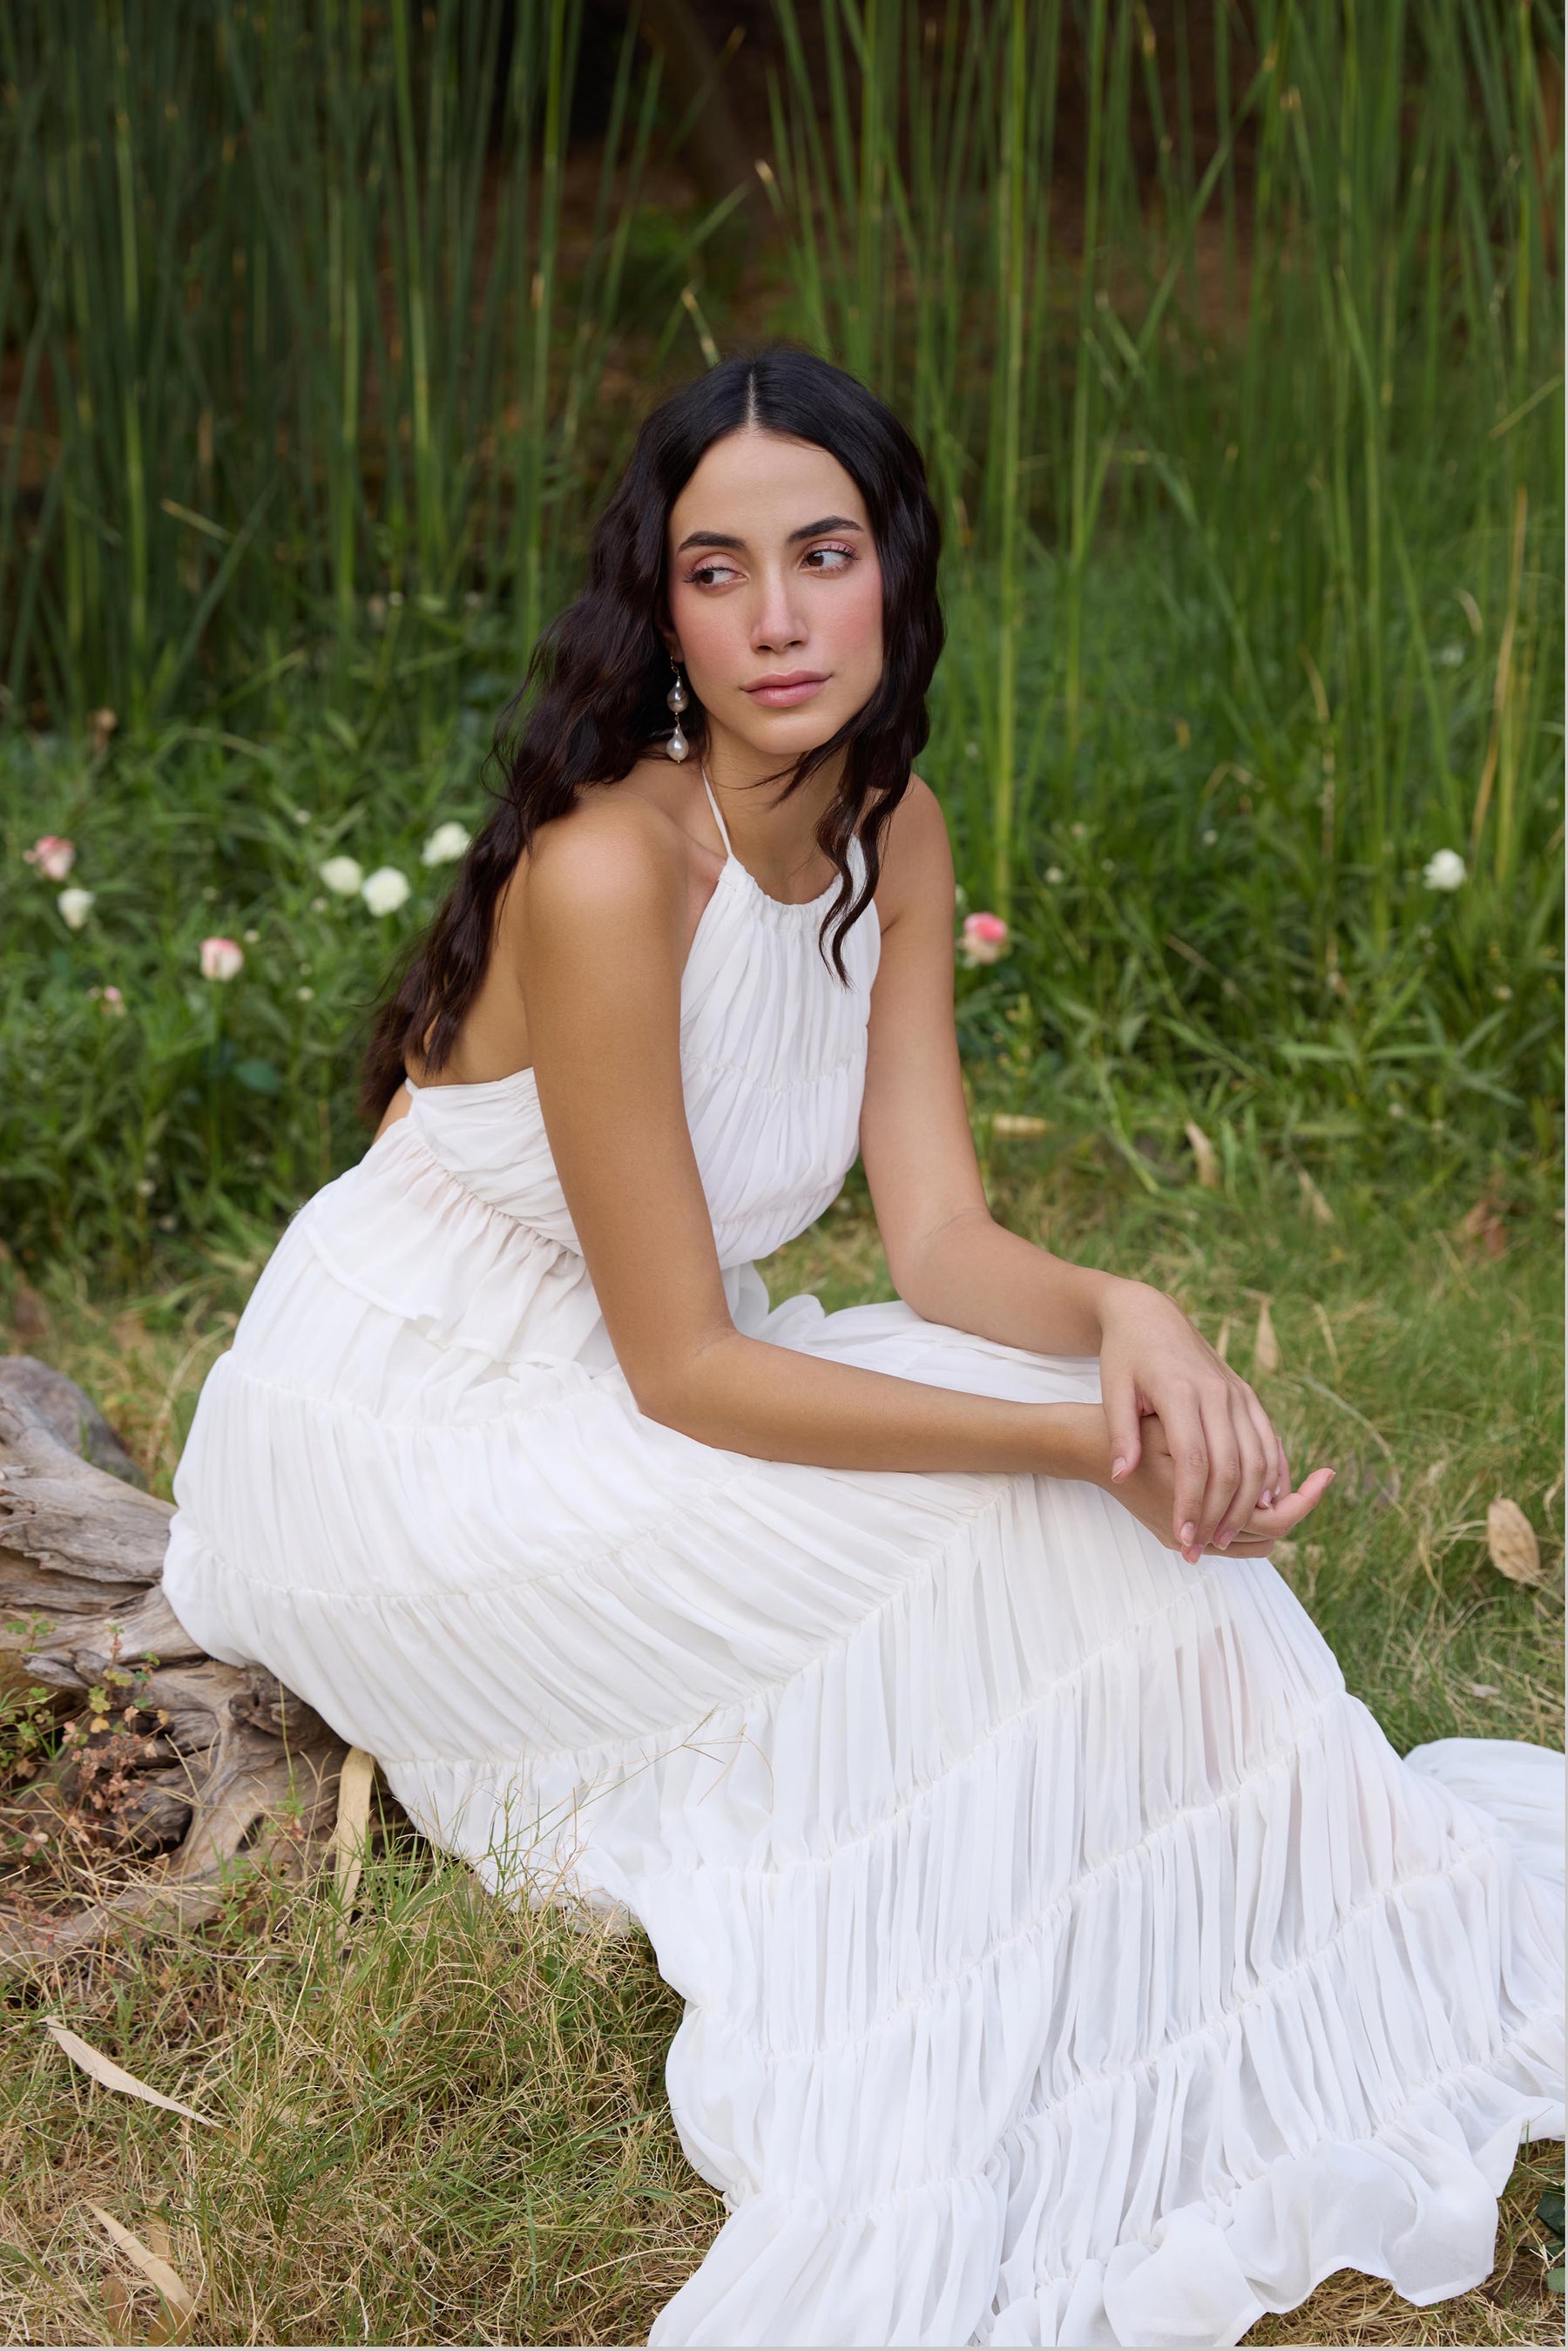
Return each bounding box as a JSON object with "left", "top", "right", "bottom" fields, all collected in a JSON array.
[{"left": 664, "top": 428, "right": 884, "bottom": 767}]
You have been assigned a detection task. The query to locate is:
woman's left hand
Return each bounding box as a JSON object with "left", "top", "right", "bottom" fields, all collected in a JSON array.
[{"left": 1097, "top": 1280, "right": 1292, "bottom": 1564}]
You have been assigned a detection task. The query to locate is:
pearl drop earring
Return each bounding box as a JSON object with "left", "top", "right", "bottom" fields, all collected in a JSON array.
[{"left": 666, "top": 661, "right": 690, "bottom": 763}]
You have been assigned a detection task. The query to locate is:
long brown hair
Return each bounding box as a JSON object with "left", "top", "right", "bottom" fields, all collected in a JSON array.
[{"left": 357, "top": 346, "right": 944, "bottom": 1125}]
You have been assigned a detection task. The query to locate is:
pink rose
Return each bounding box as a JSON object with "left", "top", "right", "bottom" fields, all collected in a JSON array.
[
  {"left": 24, "top": 834, "right": 76, "bottom": 882},
  {"left": 959, "top": 910, "right": 1010, "bottom": 967},
  {"left": 199, "top": 936, "right": 244, "bottom": 982}
]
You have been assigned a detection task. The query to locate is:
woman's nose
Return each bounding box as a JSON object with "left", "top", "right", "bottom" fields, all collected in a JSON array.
[{"left": 750, "top": 567, "right": 807, "bottom": 652}]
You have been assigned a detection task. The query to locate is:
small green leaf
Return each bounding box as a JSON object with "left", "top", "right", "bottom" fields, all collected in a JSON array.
[
  {"left": 233, "top": 1057, "right": 281, "bottom": 1094},
  {"left": 1546, "top": 2266, "right": 1565, "bottom": 2295},
  {"left": 1538, "top": 2189, "right": 1565, "bottom": 2240}
]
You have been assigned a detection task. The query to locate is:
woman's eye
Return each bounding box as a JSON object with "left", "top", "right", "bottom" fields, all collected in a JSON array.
[
  {"left": 804, "top": 543, "right": 855, "bottom": 571},
  {"left": 688, "top": 559, "right": 740, "bottom": 588}
]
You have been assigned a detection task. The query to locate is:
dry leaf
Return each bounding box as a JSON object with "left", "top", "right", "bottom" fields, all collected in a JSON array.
[
  {"left": 1454, "top": 1196, "right": 1507, "bottom": 1260},
  {"left": 101, "top": 2272, "right": 138, "bottom": 2344},
  {"left": 329, "top": 1745, "right": 376, "bottom": 1911},
  {"left": 43, "top": 2019, "right": 216, "bottom": 2128},
  {"left": 1253, "top": 1298, "right": 1281, "bottom": 1375},
  {"left": 1487, "top": 1496, "right": 1543, "bottom": 1586},
  {"left": 1184, "top": 1120, "right": 1220, "bottom": 1189},
  {"left": 1297, "top": 1169, "right": 1335, "bottom": 1226},
  {"left": 990, "top": 1112, "right": 1050, "bottom": 1138},
  {"left": 85, "top": 2204, "right": 198, "bottom": 2338}
]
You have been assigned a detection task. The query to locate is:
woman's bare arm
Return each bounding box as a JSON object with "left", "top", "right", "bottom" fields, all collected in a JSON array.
[
  {"left": 859, "top": 779, "right": 1125, "bottom": 1355},
  {"left": 517, "top": 798, "right": 1110, "bottom": 1481},
  {"left": 858, "top": 782, "right": 1317, "bottom": 1557}
]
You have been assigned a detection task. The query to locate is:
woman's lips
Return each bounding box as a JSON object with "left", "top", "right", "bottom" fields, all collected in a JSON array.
[{"left": 743, "top": 672, "right": 828, "bottom": 707}]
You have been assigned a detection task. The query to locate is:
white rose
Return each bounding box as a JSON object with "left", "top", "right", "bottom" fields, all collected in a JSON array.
[
  {"left": 57, "top": 887, "right": 95, "bottom": 930},
  {"left": 362, "top": 865, "right": 411, "bottom": 915},
  {"left": 319, "top": 855, "right": 364, "bottom": 895},
  {"left": 422, "top": 820, "right": 471, "bottom": 865},
  {"left": 1422, "top": 848, "right": 1467, "bottom": 893}
]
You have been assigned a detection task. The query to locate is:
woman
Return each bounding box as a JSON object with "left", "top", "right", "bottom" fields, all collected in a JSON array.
[{"left": 161, "top": 348, "right": 1563, "bottom": 2348}]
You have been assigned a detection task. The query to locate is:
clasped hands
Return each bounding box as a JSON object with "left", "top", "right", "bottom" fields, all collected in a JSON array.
[{"left": 1094, "top": 1280, "right": 1335, "bottom": 1565}]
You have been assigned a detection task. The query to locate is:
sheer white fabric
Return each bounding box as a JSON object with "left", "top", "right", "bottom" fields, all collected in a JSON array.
[{"left": 162, "top": 784, "right": 1564, "bottom": 2348}]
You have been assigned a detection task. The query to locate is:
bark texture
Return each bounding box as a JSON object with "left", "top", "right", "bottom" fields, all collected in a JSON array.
[{"left": 0, "top": 1357, "right": 352, "bottom": 1963}]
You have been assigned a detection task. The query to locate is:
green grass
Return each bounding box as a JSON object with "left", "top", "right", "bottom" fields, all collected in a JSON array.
[{"left": 1, "top": 1148, "right": 1562, "bottom": 2345}]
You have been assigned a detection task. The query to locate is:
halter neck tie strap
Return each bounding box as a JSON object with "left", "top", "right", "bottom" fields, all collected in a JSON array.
[{"left": 700, "top": 764, "right": 734, "bottom": 860}]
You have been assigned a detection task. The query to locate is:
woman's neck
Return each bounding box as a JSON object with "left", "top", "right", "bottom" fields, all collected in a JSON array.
[{"left": 701, "top": 726, "right": 845, "bottom": 901}]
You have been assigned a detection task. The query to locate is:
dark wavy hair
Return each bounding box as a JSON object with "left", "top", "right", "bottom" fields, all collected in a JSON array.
[{"left": 358, "top": 345, "right": 944, "bottom": 1125}]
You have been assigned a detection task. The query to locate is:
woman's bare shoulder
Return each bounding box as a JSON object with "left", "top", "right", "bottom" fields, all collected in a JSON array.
[
  {"left": 504, "top": 767, "right": 694, "bottom": 954},
  {"left": 873, "top": 774, "right": 954, "bottom": 928}
]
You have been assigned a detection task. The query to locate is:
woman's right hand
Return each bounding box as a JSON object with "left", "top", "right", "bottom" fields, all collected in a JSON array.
[{"left": 1101, "top": 1411, "right": 1336, "bottom": 1563}]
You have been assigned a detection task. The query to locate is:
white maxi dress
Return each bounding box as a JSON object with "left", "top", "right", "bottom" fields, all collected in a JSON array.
[{"left": 161, "top": 774, "right": 1565, "bottom": 2348}]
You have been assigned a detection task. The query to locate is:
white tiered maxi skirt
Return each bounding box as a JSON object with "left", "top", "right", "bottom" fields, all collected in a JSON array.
[{"left": 162, "top": 1234, "right": 1565, "bottom": 2350}]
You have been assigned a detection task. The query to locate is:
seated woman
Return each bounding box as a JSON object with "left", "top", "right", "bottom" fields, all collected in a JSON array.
[{"left": 161, "top": 347, "right": 1563, "bottom": 2349}]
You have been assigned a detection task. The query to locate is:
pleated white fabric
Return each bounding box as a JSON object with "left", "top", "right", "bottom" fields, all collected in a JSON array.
[{"left": 161, "top": 778, "right": 1565, "bottom": 2348}]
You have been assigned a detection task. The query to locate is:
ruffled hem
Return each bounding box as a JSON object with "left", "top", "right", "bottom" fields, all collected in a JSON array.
[{"left": 646, "top": 2004, "right": 1561, "bottom": 2345}]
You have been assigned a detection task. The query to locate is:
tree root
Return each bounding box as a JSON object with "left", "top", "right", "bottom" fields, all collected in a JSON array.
[{"left": 1, "top": 1357, "right": 357, "bottom": 1964}]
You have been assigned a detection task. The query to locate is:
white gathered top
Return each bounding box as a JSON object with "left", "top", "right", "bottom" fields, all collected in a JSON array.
[
  {"left": 386, "top": 766, "right": 880, "bottom": 1318},
  {"left": 162, "top": 766, "right": 1563, "bottom": 2347}
]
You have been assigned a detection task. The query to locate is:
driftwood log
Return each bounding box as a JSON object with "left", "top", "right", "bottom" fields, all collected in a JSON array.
[{"left": 0, "top": 1356, "right": 355, "bottom": 1963}]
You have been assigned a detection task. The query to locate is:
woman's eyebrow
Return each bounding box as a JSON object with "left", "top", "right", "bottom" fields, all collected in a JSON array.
[
  {"left": 787, "top": 514, "right": 862, "bottom": 543},
  {"left": 673, "top": 515, "right": 865, "bottom": 556}
]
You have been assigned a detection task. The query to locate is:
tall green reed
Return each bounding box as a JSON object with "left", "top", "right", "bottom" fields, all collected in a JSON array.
[
  {"left": 765, "top": 0, "right": 1562, "bottom": 949},
  {"left": 0, "top": 0, "right": 734, "bottom": 726},
  {"left": 0, "top": 3, "right": 1560, "bottom": 1270}
]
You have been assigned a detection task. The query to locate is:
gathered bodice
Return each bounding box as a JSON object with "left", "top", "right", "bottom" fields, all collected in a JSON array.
[
  {"left": 402, "top": 779, "right": 880, "bottom": 1267},
  {"left": 282, "top": 778, "right": 882, "bottom": 1368}
]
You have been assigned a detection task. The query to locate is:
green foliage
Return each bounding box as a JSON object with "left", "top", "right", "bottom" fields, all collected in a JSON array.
[
  {"left": 1540, "top": 2186, "right": 1565, "bottom": 2295},
  {"left": 0, "top": 1, "right": 1562, "bottom": 1267},
  {"left": 2, "top": 565, "right": 1558, "bottom": 1272}
]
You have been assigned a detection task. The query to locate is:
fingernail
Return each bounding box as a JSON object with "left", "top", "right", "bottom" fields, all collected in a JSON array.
[
  {"left": 1260, "top": 1489, "right": 1274, "bottom": 1508},
  {"left": 1112, "top": 1456, "right": 1128, "bottom": 1479},
  {"left": 1180, "top": 1522, "right": 1196, "bottom": 1544}
]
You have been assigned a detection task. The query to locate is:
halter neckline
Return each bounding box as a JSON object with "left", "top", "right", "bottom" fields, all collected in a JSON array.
[
  {"left": 700, "top": 762, "right": 735, "bottom": 859},
  {"left": 700, "top": 760, "right": 844, "bottom": 915}
]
